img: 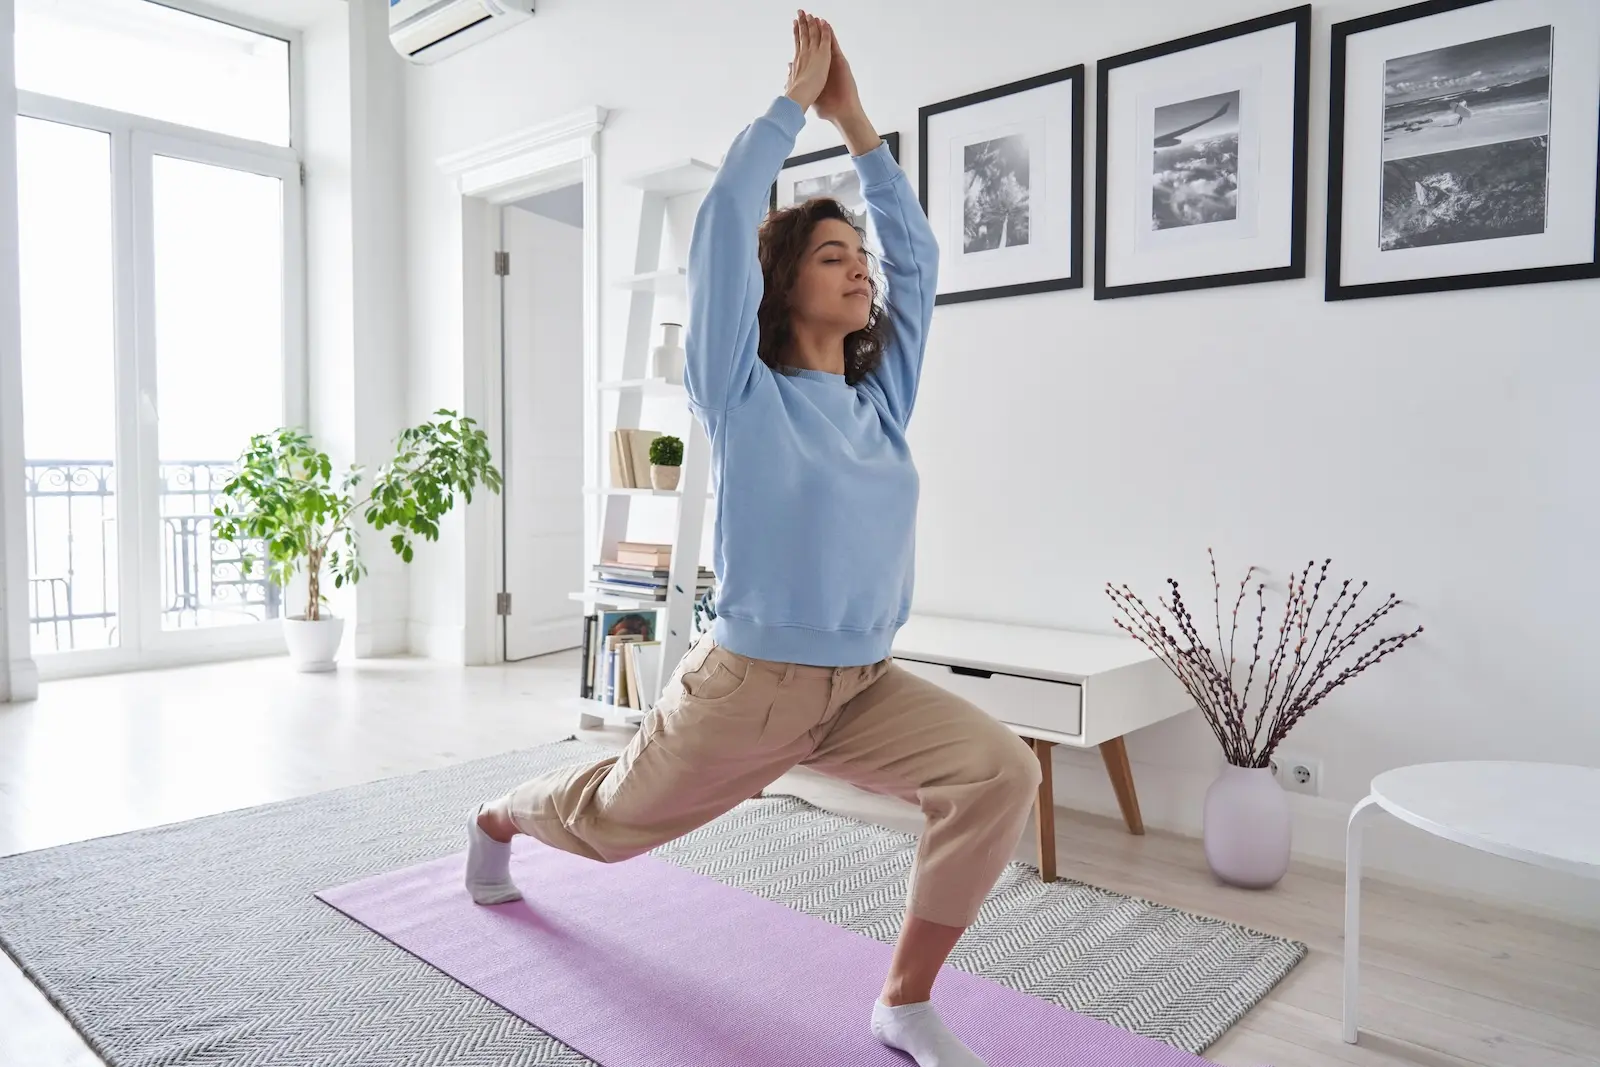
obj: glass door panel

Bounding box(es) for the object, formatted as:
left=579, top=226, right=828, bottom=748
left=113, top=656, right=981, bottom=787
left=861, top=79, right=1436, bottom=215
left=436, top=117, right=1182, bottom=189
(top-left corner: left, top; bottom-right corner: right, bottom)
left=16, top=117, right=120, bottom=654
left=148, top=153, right=286, bottom=631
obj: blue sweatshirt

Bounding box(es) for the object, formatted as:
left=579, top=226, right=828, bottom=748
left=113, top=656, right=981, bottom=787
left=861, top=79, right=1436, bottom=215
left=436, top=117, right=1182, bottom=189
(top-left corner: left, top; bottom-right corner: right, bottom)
left=684, top=95, right=939, bottom=667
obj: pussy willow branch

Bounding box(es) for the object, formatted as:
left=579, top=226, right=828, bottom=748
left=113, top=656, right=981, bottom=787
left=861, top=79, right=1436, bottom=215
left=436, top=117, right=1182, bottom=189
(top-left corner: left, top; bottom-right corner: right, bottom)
left=1227, top=562, right=1258, bottom=724
left=1261, top=628, right=1416, bottom=755
left=1271, top=561, right=1340, bottom=735
left=1112, top=620, right=1237, bottom=763
left=1110, top=586, right=1242, bottom=763
left=1108, top=551, right=1423, bottom=767
left=1163, top=582, right=1248, bottom=761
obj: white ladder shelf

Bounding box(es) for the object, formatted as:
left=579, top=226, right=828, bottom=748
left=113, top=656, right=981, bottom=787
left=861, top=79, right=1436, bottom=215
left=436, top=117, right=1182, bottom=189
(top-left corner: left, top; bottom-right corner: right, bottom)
left=572, top=157, right=717, bottom=729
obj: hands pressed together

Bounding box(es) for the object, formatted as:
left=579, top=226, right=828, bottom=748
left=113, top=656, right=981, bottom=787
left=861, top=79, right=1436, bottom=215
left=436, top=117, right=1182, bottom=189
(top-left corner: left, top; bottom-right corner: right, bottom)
left=785, top=9, right=879, bottom=156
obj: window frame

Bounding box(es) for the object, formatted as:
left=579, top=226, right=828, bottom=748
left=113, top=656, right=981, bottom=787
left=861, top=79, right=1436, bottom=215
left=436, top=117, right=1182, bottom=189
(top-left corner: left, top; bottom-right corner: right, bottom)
left=15, top=2, right=308, bottom=679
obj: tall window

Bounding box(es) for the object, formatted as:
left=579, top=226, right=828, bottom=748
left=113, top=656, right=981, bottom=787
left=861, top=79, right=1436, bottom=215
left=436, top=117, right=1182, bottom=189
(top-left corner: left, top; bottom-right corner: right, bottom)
left=15, top=0, right=304, bottom=670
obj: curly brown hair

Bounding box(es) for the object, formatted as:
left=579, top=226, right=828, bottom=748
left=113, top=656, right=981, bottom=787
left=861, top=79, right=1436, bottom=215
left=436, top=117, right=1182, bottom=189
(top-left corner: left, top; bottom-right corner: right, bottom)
left=756, top=197, right=891, bottom=386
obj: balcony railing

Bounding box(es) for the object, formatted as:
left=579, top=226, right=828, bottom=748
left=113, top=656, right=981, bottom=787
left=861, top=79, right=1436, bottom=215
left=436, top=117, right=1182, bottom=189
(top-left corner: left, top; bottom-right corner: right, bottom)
left=25, top=459, right=280, bottom=654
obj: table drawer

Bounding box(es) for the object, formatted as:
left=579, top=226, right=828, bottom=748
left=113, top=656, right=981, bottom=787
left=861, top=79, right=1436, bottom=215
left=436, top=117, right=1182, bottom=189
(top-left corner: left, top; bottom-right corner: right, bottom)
left=893, top=657, right=1083, bottom=737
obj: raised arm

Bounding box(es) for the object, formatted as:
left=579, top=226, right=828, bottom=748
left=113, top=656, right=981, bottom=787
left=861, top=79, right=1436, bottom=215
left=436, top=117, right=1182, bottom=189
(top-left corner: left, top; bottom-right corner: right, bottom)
left=815, top=30, right=939, bottom=427
left=684, top=15, right=830, bottom=416
left=854, top=144, right=938, bottom=427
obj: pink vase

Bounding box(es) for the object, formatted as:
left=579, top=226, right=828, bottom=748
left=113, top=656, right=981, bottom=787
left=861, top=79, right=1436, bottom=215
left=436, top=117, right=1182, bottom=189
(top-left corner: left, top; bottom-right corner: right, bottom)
left=1203, top=764, right=1291, bottom=889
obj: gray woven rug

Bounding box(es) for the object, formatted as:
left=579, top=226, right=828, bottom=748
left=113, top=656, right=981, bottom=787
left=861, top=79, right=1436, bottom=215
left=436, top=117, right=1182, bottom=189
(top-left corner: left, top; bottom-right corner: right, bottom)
left=0, top=737, right=1305, bottom=1066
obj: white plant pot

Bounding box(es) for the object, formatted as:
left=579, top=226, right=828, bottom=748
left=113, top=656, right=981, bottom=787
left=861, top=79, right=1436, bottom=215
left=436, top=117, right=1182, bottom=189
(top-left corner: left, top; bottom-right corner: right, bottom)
left=283, top=614, right=344, bottom=673
left=650, top=464, right=681, bottom=491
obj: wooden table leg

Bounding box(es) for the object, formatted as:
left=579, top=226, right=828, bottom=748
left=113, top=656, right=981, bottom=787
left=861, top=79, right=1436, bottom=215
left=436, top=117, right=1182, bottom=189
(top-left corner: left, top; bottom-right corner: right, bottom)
left=1099, top=735, right=1145, bottom=835
left=1031, top=738, right=1057, bottom=882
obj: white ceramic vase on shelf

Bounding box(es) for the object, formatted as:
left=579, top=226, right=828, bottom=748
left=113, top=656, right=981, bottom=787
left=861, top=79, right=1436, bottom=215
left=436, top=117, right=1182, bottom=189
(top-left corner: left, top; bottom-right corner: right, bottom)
left=1202, top=764, right=1291, bottom=889
left=652, top=323, right=685, bottom=384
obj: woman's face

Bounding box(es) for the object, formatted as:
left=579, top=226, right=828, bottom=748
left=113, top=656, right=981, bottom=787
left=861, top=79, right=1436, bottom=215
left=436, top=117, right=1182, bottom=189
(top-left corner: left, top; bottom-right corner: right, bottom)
left=787, top=217, right=873, bottom=335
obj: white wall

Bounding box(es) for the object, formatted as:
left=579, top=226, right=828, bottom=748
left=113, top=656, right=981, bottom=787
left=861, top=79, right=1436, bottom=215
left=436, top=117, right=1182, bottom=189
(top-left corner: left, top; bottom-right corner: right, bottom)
left=302, top=0, right=410, bottom=654
left=0, top=0, right=37, bottom=704
left=347, top=0, right=411, bottom=656
left=403, top=65, right=470, bottom=661
left=403, top=0, right=1600, bottom=923
left=302, top=4, right=356, bottom=631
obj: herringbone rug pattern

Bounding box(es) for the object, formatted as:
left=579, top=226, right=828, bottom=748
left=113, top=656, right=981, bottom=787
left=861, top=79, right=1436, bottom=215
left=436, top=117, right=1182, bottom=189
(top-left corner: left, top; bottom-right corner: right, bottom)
left=0, top=738, right=1304, bottom=1065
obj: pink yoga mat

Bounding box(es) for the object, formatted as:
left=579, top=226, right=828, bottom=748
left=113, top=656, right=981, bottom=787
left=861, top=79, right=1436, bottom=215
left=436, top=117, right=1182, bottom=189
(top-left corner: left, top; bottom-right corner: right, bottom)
left=317, top=840, right=1222, bottom=1066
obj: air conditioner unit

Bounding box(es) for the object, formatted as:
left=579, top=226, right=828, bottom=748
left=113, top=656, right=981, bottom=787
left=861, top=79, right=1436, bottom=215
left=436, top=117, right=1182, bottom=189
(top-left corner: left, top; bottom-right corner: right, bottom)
left=389, top=0, right=534, bottom=64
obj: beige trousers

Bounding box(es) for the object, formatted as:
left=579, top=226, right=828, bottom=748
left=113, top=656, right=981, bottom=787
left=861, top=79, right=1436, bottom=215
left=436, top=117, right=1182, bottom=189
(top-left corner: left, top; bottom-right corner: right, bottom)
left=503, top=632, right=1042, bottom=928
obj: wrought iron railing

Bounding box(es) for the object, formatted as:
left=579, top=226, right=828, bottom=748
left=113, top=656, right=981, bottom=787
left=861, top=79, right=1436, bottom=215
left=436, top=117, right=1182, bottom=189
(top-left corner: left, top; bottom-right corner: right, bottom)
left=24, top=459, right=281, bottom=653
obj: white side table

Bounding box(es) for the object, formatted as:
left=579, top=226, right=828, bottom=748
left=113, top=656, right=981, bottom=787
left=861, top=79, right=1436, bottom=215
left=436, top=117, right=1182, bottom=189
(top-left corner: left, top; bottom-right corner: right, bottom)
left=1343, top=761, right=1600, bottom=1043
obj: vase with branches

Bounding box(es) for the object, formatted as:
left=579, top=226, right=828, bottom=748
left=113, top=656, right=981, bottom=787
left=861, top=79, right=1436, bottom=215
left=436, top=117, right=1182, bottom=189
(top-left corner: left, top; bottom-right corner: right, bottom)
left=213, top=410, right=501, bottom=670
left=1106, top=549, right=1422, bottom=887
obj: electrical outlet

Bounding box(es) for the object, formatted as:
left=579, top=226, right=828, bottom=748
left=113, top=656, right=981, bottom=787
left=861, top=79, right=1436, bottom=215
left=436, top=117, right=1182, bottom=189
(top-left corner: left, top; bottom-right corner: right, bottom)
left=1269, top=753, right=1321, bottom=796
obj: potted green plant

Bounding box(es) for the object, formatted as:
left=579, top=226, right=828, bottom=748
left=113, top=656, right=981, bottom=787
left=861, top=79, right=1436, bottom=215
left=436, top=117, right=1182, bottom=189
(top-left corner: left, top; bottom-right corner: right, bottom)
left=648, top=434, right=683, bottom=491
left=213, top=410, right=502, bottom=672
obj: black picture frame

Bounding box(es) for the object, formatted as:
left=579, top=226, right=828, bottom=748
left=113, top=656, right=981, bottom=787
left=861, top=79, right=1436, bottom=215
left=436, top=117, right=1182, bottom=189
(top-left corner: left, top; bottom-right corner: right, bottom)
left=769, top=132, right=901, bottom=212
left=1326, top=0, right=1600, bottom=300
left=1094, top=4, right=1312, bottom=300
left=918, top=65, right=1086, bottom=305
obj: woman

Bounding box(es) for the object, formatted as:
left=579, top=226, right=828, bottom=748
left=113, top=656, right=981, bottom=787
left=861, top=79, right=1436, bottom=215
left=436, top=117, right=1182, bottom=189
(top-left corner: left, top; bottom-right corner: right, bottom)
left=466, top=13, right=1040, bottom=1066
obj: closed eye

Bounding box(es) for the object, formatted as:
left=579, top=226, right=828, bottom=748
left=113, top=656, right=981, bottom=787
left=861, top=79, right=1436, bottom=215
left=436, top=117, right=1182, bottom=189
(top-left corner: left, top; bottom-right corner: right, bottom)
left=815, top=239, right=865, bottom=264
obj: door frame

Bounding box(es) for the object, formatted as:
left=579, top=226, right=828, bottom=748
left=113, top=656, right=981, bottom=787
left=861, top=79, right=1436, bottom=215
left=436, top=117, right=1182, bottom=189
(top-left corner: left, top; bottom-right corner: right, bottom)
left=436, top=106, right=607, bottom=666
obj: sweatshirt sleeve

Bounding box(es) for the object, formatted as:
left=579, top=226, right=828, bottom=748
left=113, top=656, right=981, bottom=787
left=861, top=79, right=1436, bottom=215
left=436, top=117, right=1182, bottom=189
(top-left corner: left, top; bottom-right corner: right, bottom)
left=684, top=95, right=806, bottom=415
left=853, top=141, right=939, bottom=427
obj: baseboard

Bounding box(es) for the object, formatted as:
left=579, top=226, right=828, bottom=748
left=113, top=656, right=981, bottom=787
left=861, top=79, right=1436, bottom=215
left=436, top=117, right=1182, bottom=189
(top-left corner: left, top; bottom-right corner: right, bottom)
left=408, top=622, right=465, bottom=664
left=3, top=653, right=37, bottom=703
left=355, top=619, right=410, bottom=658
left=34, top=642, right=285, bottom=683
left=1047, top=747, right=1600, bottom=929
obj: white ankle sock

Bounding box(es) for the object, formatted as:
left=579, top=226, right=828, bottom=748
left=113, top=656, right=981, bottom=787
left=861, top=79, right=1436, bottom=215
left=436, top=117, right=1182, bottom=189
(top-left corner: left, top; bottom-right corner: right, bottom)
left=871, top=1000, right=986, bottom=1067
left=464, top=805, right=523, bottom=905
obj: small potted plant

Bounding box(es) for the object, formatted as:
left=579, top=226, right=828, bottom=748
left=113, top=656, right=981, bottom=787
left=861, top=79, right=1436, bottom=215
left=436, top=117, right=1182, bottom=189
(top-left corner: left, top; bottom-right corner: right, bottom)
left=649, top=434, right=683, bottom=491
left=213, top=410, right=501, bottom=672
left=1107, top=551, right=1422, bottom=889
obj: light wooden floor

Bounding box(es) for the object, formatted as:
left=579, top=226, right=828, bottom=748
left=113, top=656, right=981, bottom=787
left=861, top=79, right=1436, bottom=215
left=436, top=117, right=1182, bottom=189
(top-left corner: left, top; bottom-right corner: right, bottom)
left=2, top=653, right=1595, bottom=1067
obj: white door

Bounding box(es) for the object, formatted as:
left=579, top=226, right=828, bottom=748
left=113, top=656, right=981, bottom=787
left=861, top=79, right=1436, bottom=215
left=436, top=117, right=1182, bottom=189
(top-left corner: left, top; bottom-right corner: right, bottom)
left=501, top=196, right=585, bottom=661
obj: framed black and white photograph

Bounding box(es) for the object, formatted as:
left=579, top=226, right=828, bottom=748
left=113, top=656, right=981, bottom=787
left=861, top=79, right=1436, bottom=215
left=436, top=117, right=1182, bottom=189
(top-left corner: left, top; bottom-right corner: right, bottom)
left=771, top=132, right=901, bottom=235
left=919, top=66, right=1084, bottom=304
left=1327, top=0, right=1600, bottom=300
left=1095, top=5, right=1311, bottom=299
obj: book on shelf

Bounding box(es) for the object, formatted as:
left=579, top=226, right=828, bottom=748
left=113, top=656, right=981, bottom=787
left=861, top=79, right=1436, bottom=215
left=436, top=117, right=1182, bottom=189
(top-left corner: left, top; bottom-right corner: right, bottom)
left=616, top=551, right=669, bottom=567
left=579, top=614, right=595, bottom=698
left=609, top=430, right=663, bottom=489
left=578, top=612, right=666, bottom=710
left=625, top=641, right=664, bottom=711
left=603, top=633, right=643, bottom=705
left=588, top=556, right=714, bottom=603
left=617, top=541, right=671, bottom=553
left=612, top=540, right=672, bottom=567
left=592, top=583, right=667, bottom=602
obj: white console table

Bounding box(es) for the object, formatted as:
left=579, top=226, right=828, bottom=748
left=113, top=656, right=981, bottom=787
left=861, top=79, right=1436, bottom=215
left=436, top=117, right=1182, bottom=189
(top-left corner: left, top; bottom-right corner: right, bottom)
left=890, top=613, right=1193, bottom=881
